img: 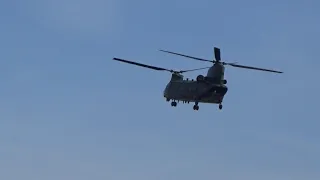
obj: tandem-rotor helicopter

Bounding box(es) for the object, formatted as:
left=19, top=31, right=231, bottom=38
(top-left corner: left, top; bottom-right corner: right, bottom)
left=112, top=47, right=283, bottom=111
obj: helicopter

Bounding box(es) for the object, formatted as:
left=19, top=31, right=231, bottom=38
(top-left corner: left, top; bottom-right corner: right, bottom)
left=112, top=47, right=283, bottom=111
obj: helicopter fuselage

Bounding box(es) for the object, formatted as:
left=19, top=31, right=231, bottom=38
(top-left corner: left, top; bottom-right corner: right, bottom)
left=163, top=71, right=228, bottom=105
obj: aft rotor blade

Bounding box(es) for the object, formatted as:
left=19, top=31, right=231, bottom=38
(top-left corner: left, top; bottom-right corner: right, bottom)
left=227, top=63, right=283, bottom=73
left=179, top=66, right=211, bottom=73
left=159, top=50, right=214, bottom=63
left=113, top=58, right=170, bottom=72
left=214, top=47, right=221, bottom=61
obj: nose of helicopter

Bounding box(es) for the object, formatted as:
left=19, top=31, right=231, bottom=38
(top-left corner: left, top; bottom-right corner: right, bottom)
left=163, top=83, right=169, bottom=98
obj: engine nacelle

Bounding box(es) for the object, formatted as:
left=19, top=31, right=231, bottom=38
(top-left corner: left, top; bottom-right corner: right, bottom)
left=196, top=75, right=205, bottom=82
left=221, top=79, right=227, bottom=84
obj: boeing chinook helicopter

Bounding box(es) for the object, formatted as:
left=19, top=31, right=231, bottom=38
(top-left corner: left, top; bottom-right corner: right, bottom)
left=112, top=47, right=283, bottom=110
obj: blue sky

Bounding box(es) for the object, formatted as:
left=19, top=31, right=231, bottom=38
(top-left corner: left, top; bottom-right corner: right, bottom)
left=0, top=0, right=319, bottom=179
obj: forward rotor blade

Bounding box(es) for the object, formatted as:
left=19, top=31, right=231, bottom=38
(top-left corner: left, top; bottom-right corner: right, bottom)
left=227, top=63, right=283, bottom=73
left=113, top=58, right=170, bottom=72
left=179, top=66, right=211, bottom=73
left=214, top=47, right=221, bottom=61
left=159, top=50, right=214, bottom=63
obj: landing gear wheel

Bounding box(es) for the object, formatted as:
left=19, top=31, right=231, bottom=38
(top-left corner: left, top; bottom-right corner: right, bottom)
left=171, top=101, right=177, bottom=107
left=193, top=105, right=199, bottom=111
left=219, top=104, right=223, bottom=110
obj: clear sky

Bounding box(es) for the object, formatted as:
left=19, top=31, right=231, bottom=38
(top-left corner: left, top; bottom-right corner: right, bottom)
left=0, top=0, right=319, bottom=179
